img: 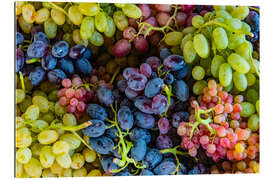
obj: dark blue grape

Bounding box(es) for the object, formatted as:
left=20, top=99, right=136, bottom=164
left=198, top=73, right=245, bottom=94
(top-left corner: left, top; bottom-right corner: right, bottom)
left=89, top=136, right=114, bottom=155
left=41, top=53, right=57, bottom=71
left=69, top=44, right=86, bottom=59
left=101, top=156, right=119, bottom=174
left=164, top=73, right=174, bottom=84
left=160, top=48, right=172, bottom=61
left=52, top=41, right=69, bottom=58
left=125, top=87, right=140, bottom=100
left=153, top=160, right=176, bottom=175
left=16, top=48, right=24, bottom=73
left=156, top=135, right=173, bottom=150
left=81, top=48, right=92, bottom=59
left=144, top=78, right=164, bottom=98
left=173, top=80, right=189, bottom=102
left=112, top=89, right=122, bottom=102
left=34, top=32, right=50, bottom=45
left=16, top=32, right=24, bottom=46
left=27, top=41, right=47, bottom=58
left=143, top=148, right=163, bottom=170
left=151, top=94, right=167, bottom=115
left=174, top=64, right=190, bottom=80
left=245, top=11, right=260, bottom=33
left=131, top=138, right=147, bottom=161
left=117, top=171, right=131, bottom=176
left=140, top=169, right=154, bottom=176
left=127, top=73, right=147, bottom=91
left=163, top=55, right=185, bottom=71
left=117, top=106, right=134, bottom=130
left=117, top=79, right=128, bottom=92
left=82, top=120, right=105, bottom=137
left=172, top=111, right=189, bottom=128
left=134, top=96, right=153, bottom=114
left=120, top=98, right=133, bottom=109
left=158, top=117, right=170, bottom=134
left=105, top=127, right=118, bottom=139
left=86, top=104, right=107, bottom=121
left=110, top=147, right=121, bottom=159
left=97, top=86, right=114, bottom=106
left=135, top=111, right=155, bottom=129
left=29, top=66, right=46, bottom=86
left=75, top=58, right=93, bottom=76
left=47, top=69, right=66, bottom=84
left=57, top=58, right=75, bottom=76
left=129, top=127, right=151, bottom=143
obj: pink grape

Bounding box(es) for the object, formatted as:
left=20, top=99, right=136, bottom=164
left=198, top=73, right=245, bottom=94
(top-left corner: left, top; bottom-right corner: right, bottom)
left=138, top=4, right=151, bottom=20
left=189, top=147, right=197, bottom=157
left=140, top=63, right=152, bottom=78
left=59, top=96, right=69, bottom=106
left=128, top=18, right=139, bottom=29
left=67, top=105, right=76, bottom=113
left=133, top=35, right=149, bottom=53
left=65, top=88, right=75, bottom=98
left=177, top=125, right=186, bottom=136
left=207, top=144, right=216, bottom=154
left=156, top=12, right=173, bottom=26
left=123, top=27, right=137, bottom=41
left=62, top=78, right=72, bottom=88
left=70, top=98, right=78, bottom=106
left=145, top=56, right=161, bottom=71
left=148, top=32, right=161, bottom=46
left=181, top=5, right=195, bottom=13
left=58, top=88, right=67, bottom=97
left=152, top=4, right=172, bottom=12
left=220, top=137, right=230, bottom=148
left=113, top=39, right=132, bottom=58
left=72, top=75, right=83, bottom=86
left=216, top=126, right=226, bottom=137
left=199, top=135, right=209, bottom=145
left=77, top=101, right=86, bottom=112
left=141, top=16, right=158, bottom=36
left=74, top=89, right=83, bottom=99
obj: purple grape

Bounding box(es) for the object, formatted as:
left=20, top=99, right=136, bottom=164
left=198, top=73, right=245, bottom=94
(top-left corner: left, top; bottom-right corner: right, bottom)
left=164, top=55, right=185, bottom=71
left=153, top=160, right=176, bottom=175
left=41, top=53, right=57, bottom=71
left=69, top=44, right=86, bottom=59
left=34, top=32, right=50, bottom=45
left=101, top=156, right=119, bottom=174
left=143, top=148, right=162, bottom=170
left=120, top=98, right=133, bottom=109
left=131, top=139, right=147, bottom=161
left=125, top=87, right=140, bottom=100
left=129, top=127, right=151, bottom=143
left=86, top=104, right=107, bottom=121
left=89, top=136, right=114, bottom=155
left=47, top=69, right=66, bottom=84
left=117, top=106, right=134, bottom=130
left=144, top=78, right=164, bottom=98
left=29, top=66, right=46, bottom=86
left=160, top=48, right=171, bottom=60
left=16, top=48, right=24, bottom=73
left=127, top=73, right=147, bottom=91
left=75, top=58, right=93, bottom=76
left=245, top=11, right=260, bottom=33
left=158, top=117, right=170, bottom=134
left=135, top=111, right=155, bottom=129
left=112, top=89, right=122, bottom=102
left=82, top=120, right=105, bottom=137
left=171, top=111, right=189, bottom=128
left=16, top=32, right=24, bottom=46
left=140, top=169, right=154, bottom=176
left=57, top=58, right=75, bottom=76
left=140, top=63, right=152, bottom=78
left=146, top=56, right=161, bottom=71
left=52, top=41, right=69, bottom=58
left=117, top=79, right=128, bottom=92
left=164, top=73, right=174, bottom=84
left=152, top=94, right=167, bottom=115
left=133, top=35, right=149, bottom=53
left=134, top=96, right=153, bottom=114
left=27, top=41, right=47, bottom=58
left=112, top=39, right=131, bottom=58
left=156, top=135, right=173, bottom=150
left=123, top=67, right=139, bottom=80
left=97, top=86, right=114, bottom=106
left=173, top=80, right=189, bottom=102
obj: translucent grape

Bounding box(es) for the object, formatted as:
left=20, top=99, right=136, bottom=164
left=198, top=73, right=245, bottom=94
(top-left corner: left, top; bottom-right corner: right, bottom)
left=164, top=32, right=183, bottom=46
left=122, top=4, right=142, bottom=19
left=228, top=33, right=245, bottom=50
left=68, top=5, right=83, bottom=25
left=35, top=8, right=50, bottom=24
left=83, top=148, right=96, bottom=163
left=24, top=158, right=42, bottom=177
left=219, top=63, right=232, bottom=87
left=38, top=130, right=59, bottom=144
left=226, top=18, right=243, bottom=31
left=248, top=114, right=259, bottom=131
left=211, top=55, right=225, bottom=78
left=40, top=146, right=55, bottom=168
left=104, top=16, right=116, bottom=38
left=51, top=8, right=65, bottom=25
left=89, top=30, right=104, bottom=46
left=216, top=10, right=232, bottom=20
left=16, top=147, right=32, bottom=164
left=113, top=10, right=128, bottom=31
left=231, top=6, right=249, bottom=20
left=52, top=140, right=70, bottom=155
left=193, top=80, right=207, bottom=95
left=95, top=11, right=108, bottom=32
left=213, top=27, right=228, bottom=50
left=22, top=4, right=36, bottom=23
left=240, top=102, right=255, bottom=117
left=73, top=29, right=88, bottom=46
left=56, top=153, right=72, bottom=168
left=80, top=16, right=95, bottom=39
left=192, top=15, right=205, bottom=28
left=183, top=40, right=197, bottom=63
left=193, top=34, right=209, bottom=58
left=228, top=53, right=250, bottom=74
left=192, top=66, right=205, bottom=80
left=71, top=153, right=85, bottom=169
left=78, top=3, right=99, bottom=16
left=19, top=16, right=33, bottom=34
left=60, top=134, right=81, bottom=150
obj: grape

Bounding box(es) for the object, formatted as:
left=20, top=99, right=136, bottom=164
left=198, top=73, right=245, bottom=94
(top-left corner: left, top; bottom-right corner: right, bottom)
left=144, top=78, right=164, bottom=98
left=248, top=114, right=259, bottom=132
left=176, top=12, right=188, bottom=26
left=146, top=56, right=161, bottom=71
left=57, top=58, right=75, bottom=76
left=78, top=3, right=99, bottom=16
left=70, top=153, right=85, bottom=169
left=156, top=135, right=173, bottom=150
left=143, top=148, right=162, bottom=170
left=163, top=55, right=185, bottom=71
left=16, top=48, right=24, bottom=73
left=233, top=72, right=248, bottom=91
left=213, top=27, right=228, bottom=50
left=105, top=127, right=118, bottom=139
left=16, top=147, right=32, bottom=164
left=173, top=80, right=189, bottom=102
left=117, top=171, right=131, bottom=176
left=131, top=139, right=147, bottom=161
left=68, top=5, right=83, bottom=25
left=117, top=106, right=134, bottom=130
left=35, top=8, right=50, bottom=24
left=83, top=148, right=96, bottom=163
left=158, top=117, right=170, bottom=134
left=134, top=96, right=153, bottom=114
left=97, top=86, right=114, bottom=106
left=211, top=55, right=225, bottom=78
left=75, top=58, right=93, bottom=76
left=192, top=15, right=205, bottom=28
left=140, top=63, right=152, bottom=78
left=44, top=18, right=57, bottom=39
left=152, top=4, right=171, bottom=12
left=113, top=11, right=128, bottom=31
left=52, top=140, right=70, bottom=156
left=153, top=160, right=176, bottom=175
left=27, top=41, right=47, bottom=58
left=151, top=94, right=167, bottom=115
left=124, top=87, right=138, bottom=100
left=192, top=66, right=205, bottom=80
left=133, top=35, right=149, bottom=53
left=183, top=40, right=197, bottom=63
left=240, top=102, right=255, bottom=117
left=245, top=11, right=259, bottom=32
left=159, top=48, right=171, bottom=60
left=82, top=120, right=105, bottom=137
left=174, top=65, right=190, bottom=80
left=38, top=130, right=59, bottom=145
left=41, top=53, right=57, bottom=71
left=164, top=32, right=183, bottom=46
left=86, top=104, right=107, bottom=121
left=16, top=32, right=24, bottom=46
left=24, top=158, right=42, bottom=177
left=89, top=136, right=114, bottom=155
left=141, top=17, right=158, bottom=36
left=51, top=8, right=65, bottom=25
left=104, top=16, right=116, bottom=38
left=231, top=6, right=249, bottom=20
left=130, top=127, right=151, bottom=143
left=219, top=63, right=233, bottom=87
left=101, top=156, right=119, bottom=174
left=140, top=169, right=154, bottom=176
left=256, top=100, right=260, bottom=114
left=52, top=41, right=69, bottom=58
left=55, top=153, right=72, bottom=168
left=95, top=11, right=108, bottom=32
left=112, top=39, right=131, bottom=57
left=172, top=111, right=189, bottom=128
left=193, top=34, right=209, bottom=58
left=22, top=4, right=35, bottom=23
left=228, top=53, right=250, bottom=74
left=193, top=80, right=207, bottom=95
left=60, top=134, right=81, bottom=150
left=123, top=27, right=137, bottom=41
left=138, top=4, right=151, bottom=20
left=127, top=73, right=147, bottom=91
left=216, top=10, right=232, bottom=20
left=135, top=111, right=155, bottom=129
left=156, top=12, right=171, bottom=26
left=69, top=44, right=86, bottom=59
left=32, top=96, right=49, bottom=113
left=29, top=66, right=46, bottom=86
left=47, top=69, right=67, bottom=84
left=18, top=16, right=33, bottom=34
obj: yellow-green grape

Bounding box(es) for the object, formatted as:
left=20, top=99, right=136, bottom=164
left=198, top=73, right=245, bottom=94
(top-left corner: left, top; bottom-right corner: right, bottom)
left=60, top=134, right=81, bottom=150
left=164, top=32, right=183, bottom=46
left=182, top=26, right=196, bottom=35
left=32, top=96, right=49, bottom=113
left=50, top=161, right=63, bottom=174
left=31, top=143, right=44, bottom=156
left=248, top=114, right=259, bottom=131
left=246, top=73, right=256, bottom=86
left=89, top=30, right=104, bottom=46
left=16, top=127, right=32, bottom=148
left=249, top=59, right=260, bottom=74
left=38, top=130, right=59, bottom=145
left=95, top=11, right=108, bottom=32
left=73, top=167, right=87, bottom=177
left=16, top=105, right=21, bottom=116
left=35, top=8, right=50, bottom=24
left=22, top=4, right=36, bottom=23
left=113, top=10, right=128, bottom=31
left=82, top=148, right=96, bottom=163
left=181, top=33, right=193, bottom=50
left=40, top=146, right=55, bottom=168
left=246, top=89, right=259, bottom=105
left=226, top=5, right=236, bottom=13
left=48, top=90, right=59, bottom=102
left=214, top=5, right=226, bottom=11
left=216, top=10, right=232, bottom=20
left=68, top=5, right=83, bottom=25
left=192, top=66, right=205, bottom=80
left=104, top=16, right=116, bottom=38
left=192, top=15, right=204, bottom=28
left=23, top=158, right=42, bottom=178
left=228, top=53, right=250, bottom=74
left=235, top=41, right=253, bottom=60
left=16, top=147, right=32, bottom=164
left=183, top=40, right=197, bottom=63
left=55, top=122, right=65, bottom=136
left=16, top=89, right=25, bottom=104
left=56, top=153, right=72, bottom=169
left=233, top=72, right=248, bottom=92
left=122, top=4, right=142, bottom=19
left=40, top=112, right=55, bottom=123
left=48, top=101, right=55, bottom=112
left=219, top=63, right=233, bottom=87
left=63, top=113, right=77, bottom=126
left=226, top=18, right=243, bottom=31
left=42, top=168, right=57, bottom=177
left=44, top=18, right=57, bottom=39
left=213, top=27, right=228, bottom=50
left=73, top=29, right=89, bottom=46
left=42, top=2, right=52, bottom=9
left=16, top=1, right=25, bottom=15
left=22, top=104, right=39, bottom=120
left=52, top=140, right=70, bottom=155
left=80, top=16, right=95, bottom=39
left=211, top=55, right=225, bottom=78
left=19, top=95, right=32, bottom=113
left=231, top=6, right=249, bottom=20
left=18, top=15, right=33, bottom=34
left=203, top=12, right=214, bottom=21
left=51, top=8, right=65, bottom=25
left=55, top=101, right=66, bottom=116
left=114, top=3, right=126, bottom=8
left=193, top=34, right=209, bottom=58
left=32, top=120, right=49, bottom=133
left=70, top=153, right=85, bottom=169
left=241, top=22, right=251, bottom=35
left=88, top=169, right=102, bottom=176
left=16, top=161, right=24, bottom=177
left=256, top=100, right=259, bottom=115
left=170, top=45, right=181, bottom=55
left=33, top=90, right=47, bottom=98
left=193, top=80, right=207, bottom=95
left=16, top=116, right=24, bottom=129
left=78, top=3, right=99, bottom=16
left=228, top=33, right=245, bottom=50
left=240, top=102, right=255, bottom=117
left=59, top=168, right=73, bottom=177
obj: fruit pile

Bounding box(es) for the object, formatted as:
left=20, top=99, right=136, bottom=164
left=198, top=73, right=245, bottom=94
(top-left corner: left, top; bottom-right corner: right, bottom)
left=15, top=2, right=260, bottom=177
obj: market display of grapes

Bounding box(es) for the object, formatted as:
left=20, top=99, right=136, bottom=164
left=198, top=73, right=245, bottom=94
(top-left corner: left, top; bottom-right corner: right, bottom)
left=15, top=1, right=260, bottom=177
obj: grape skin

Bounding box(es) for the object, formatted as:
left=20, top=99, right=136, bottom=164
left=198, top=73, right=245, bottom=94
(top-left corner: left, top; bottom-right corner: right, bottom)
left=82, top=120, right=105, bottom=137
left=89, top=136, right=114, bottom=155
left=131, top=139, right=147, bottom=161
left=135, top=111, right=155, bottom=129
left=117, top=106, right=134, bottom=130
left=86, top=104, right=107, bottom=121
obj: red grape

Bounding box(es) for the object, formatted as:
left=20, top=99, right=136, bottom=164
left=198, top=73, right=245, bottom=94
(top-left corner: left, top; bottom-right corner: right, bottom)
left=112, top=39, right=132, bottom=58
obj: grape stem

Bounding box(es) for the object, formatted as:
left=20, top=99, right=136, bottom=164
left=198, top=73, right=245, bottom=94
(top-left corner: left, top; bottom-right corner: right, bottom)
left=110, top=67, right=121, bottom=85
left=19, top=72, right=25, bottom=92
left=26, top=58, right=41, bottom=64
left=162, top=84, right=172, bottom=117
left=48, top=2, right=69, bottom=16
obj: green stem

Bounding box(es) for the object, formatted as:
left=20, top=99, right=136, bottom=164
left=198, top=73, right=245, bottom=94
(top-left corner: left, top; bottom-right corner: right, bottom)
left=163, top=85, right=172, bottom=116
left=26, top=58, right=41, bottom=64
left=19, top=72, right=25, bottom=91
left=110, top=67, right=121, bottom=85
left=48, top=2, right=69, bottom=16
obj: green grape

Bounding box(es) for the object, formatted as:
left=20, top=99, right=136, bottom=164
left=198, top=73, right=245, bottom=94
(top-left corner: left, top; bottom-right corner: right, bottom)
left=201, top=25, right=213, bottom=40
left=193, top=80, right=207, bottom=95
left=78, top=3, right=99, bottom=16
left=104, top=16, right=116, bottom=38
left=231, top=6, right=249, bottom=20
left=50, top=161, right=63, bottom=174
left=214, top=5, right=226, bottom=11
left=88, top=169, right=102, bottom=176
left=246, top=73, right=256, bottom=86
left=73, top=167, right=87, bottom=177
left=59, top=168, right=72, bottom=177
left=164, top=32, right=183, bottom=46
left=114, top=3, right=126, bottom=8
left=95, top=11, right=108, bottom=32
left=248, top=114, right=259, bottom=131
left=60, top=134, right=81, bottom=150
left=70, top=153, right=85, bottom=169
left=200, top=58, right=211, bottom=76
left=16, top=89, right=25, bottom=104
left=55, top=101, right=66, bottom=116
left=228, top=33, right=245, bottom=50
left=51, top=8, right=65, bottom=26
left=193, top=34, right=209, bottom=58
left=249, top=59, right=260, bottom=74
left=183, top=40, right=197, bottom=63
left=225, top=18, right=242, bottom=31
left=228, top=53, right=250, bottom=74
left=35, top=8, right=50, bottom=24
left=56, top=153, right=72, bottom=169
left=42, top=2, right=52, bottom=9
left=40, top=146, right=55, bottom=168
left=16, top=147, right=32, bottom=164
left=256, top=100, right=259, bottom=115
left=23, top=105, right=39, bottom=121
left=223, top=80, right=233, bottom=92
left=19, top=95, right=32, bottom=113
left=42, top=168, right=57, bottom=177
left=89, top=30, right=104, bottom=46
left=19, top=15, right=33, bottom=34
left=182, top=27, right=196, bottom=34
left=73, top=29, right=88, bottom=46
left=48, top=90, right=59, bottom=102
left=40, top=112, right=55, bottom=123
left=235, top=41, right=253, bottom=60
left=31, top=143, right=44, bottom=157
left=33, top=90, right=47, bottom=98
left=203, top=12, right=214, bottom=21
left=48, top=101, right=55, bottom=112
left=31, top=120, right=49, bottom=133
left=80, top=16, right=95, bottom=40
left=219, top=63, right=232, bottom=87
left=52, top=140, right=70, bottom=155
left=24, top=158, right=42, bottom=178
left=16, top=116, right=24, bottom=129
left=232, top=72, right=248, bottom=91
left=192, top=15, right=205, bottom=28
left=170, top=45, right=181, bottom=55
left=226, top=5, right=236, bottom=13
left=246, top=89, right=259, bottom=105
left=241, top=22, right=251, bottom=34
left=68, top=5, right=83, bottom=25
left=211, top=55, right=225, bottom=78
left=113, top=10, right=128, bottom=31
left=83, top=148, right=96, bottom=163
left=38, top=130, right=59, bottom=145
left=240, top=102, right=255, bottom=117
left=213, top=27, right=228, bottom=50
left=44, top=18, right=57, bottom=39
left=216, top=10, right=232, bottom=20
left=55, top=122, right=65, bottom=136
left=63, top=113, right=77, bottom=126
left=16, top=161, right=24, bottom=177
left=32, top=96, right=49, bottom=113
left=192, top=66, right=205, bottom=80
left=181, top=33, right=193, bottom=50
left=214, top=17, right=225, bottom=23
left=122, top=4, right=142, bottom=19
left=22, top=4, right=36, bottom=23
